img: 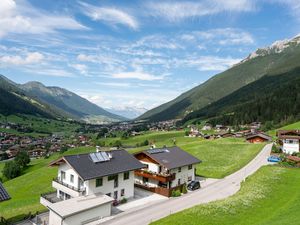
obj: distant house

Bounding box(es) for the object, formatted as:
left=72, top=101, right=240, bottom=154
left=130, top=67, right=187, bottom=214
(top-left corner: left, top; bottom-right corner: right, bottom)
left=216, top=131, right=234, bottom=138
left=0, top=182, right=10, bottom=202
left=28, top=148, right=45, bottom=158
left=246, top=133, right=272, bottom=143
left=277, top=130, right=300, bottom=154
left=134, top=147, right=201, bottom=197
left=41, top=149, right=145, bottom=225
left=202, top=124, right=212, bottom=131
left=189, top=126, right=200, bottom=137
left=215, top=125, right=229, bottom=132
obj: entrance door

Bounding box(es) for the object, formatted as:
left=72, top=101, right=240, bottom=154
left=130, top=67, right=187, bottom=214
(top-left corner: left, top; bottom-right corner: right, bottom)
left=114, top=191, right=118, bottom=200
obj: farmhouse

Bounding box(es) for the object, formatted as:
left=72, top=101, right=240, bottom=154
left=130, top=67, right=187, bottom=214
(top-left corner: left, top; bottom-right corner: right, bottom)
left=277, top=130, right=300, bottom=154
left=41, top=149, right=145, bottom=225
left=134, top=146, right=201, bottom=197
left=246, top=133, right=272, bottom=143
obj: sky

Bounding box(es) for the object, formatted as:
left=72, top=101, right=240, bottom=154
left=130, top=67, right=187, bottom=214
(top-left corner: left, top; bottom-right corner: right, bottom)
left=0, top=0, right=300, bottom=111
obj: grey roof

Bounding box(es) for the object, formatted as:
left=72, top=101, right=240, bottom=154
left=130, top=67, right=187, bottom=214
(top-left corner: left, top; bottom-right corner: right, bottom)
left=63, top=150, right=146, bottom=181
left=0, top=182, right=10, bottom=202
left=246, top=133, right=272, bottom=141
left=136, top=146, right=201, bottom=170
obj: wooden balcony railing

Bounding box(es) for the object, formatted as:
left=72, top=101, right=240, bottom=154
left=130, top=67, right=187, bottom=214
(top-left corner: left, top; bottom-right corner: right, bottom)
left=134, top=169, right=175, bottom=182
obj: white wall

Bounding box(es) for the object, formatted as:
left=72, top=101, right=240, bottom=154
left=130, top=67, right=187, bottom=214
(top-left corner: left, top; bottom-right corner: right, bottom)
left=48, top=203, right=111, bottom=225
left=56, top=163, right=85, bottom=198
left=140, top=160, right=160, bottom=173
left=49, top=211, right=62, bottom=225
left=283, top=141, right=299, bottom=154
left=64, top=203, right=111, bottom=225
left=86, top=171, right=135, bottom=201
left=170, top=164, right=195, bottom=188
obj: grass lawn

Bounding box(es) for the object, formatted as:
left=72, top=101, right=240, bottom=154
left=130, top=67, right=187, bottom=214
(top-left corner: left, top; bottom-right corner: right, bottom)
left=0, top=132, right=264, bottom=222
left=179, top=138, right=264, bottom=178
left=152, top=166, right=300, bottom=225
left=268, top=120, right=300, bottom=137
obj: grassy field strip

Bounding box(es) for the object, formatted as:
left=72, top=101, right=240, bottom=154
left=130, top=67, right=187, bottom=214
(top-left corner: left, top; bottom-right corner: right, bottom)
left=152, top=166, right=300, bottom=225
left=0, top=133, right=264, bottom=221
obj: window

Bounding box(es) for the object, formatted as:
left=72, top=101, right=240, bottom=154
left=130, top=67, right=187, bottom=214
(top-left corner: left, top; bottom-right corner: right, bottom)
left=70, top=174, right=74, bottom=183
left=106, top=193, right=111, bottom=197
left=60, top=171, right=66, bottom=180
left=178, top=167, right=181, bottom=172
left=178, top=179, right=181, bottom=185
left=188, top=164, right=193, bottom=170
left=123, top=171, right=130, bottom=180
left=108, top=174, right=118, bottom=181
left=121, top=189, right=125, bottom=197
left=96, top=178, right=103, bottom=187
left=188, top=176, right=192, bottom=181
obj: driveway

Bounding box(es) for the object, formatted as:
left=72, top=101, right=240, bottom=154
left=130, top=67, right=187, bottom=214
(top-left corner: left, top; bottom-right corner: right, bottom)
left=101, top=143, right=272, bottom=225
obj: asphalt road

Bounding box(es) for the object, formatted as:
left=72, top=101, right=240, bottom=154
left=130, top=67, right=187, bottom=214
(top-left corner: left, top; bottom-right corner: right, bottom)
left=102, top=143, right=272, bottom=225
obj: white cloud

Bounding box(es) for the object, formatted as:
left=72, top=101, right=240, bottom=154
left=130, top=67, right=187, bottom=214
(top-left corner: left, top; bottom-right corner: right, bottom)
left=144, top=0, right=255, bottom=22
left=0, top=52, right=44, bottom=65
left=94, top=82, right=131, bottom=87
left=28, top=68, right=75, bottom=77
left=79, top=1, right=139, bottom=30
left=111, top=71, right=164, bottom=81
left=69, top=63, right=88, bottom=75
left=185, top=56, right=241, bottom=71
left=0, top=0, right=86, bottom=38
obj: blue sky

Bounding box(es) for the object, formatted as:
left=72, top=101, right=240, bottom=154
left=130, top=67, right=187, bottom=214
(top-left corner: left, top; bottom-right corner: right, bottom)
left=0, top=0, right=300, bottom=110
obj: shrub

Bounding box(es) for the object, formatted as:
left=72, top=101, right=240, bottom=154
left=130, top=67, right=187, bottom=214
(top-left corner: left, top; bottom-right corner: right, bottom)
left=120, top=198, right=127, bottom=204
left=15, top=151, right=30, bottom=168
left=182, top=184, right=188, bottom=194
left=271, top=145, right=281, bottom=154
left=3, top=161, right=21, bottom=179
left=171, top=189, right=181, bottom=197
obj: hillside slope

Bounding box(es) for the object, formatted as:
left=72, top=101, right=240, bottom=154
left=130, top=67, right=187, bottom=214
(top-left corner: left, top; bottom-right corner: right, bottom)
left=0, top=75, right=61, bottom=118
left=20, top=82, right=126, bottom=123
left=183, top=67, right=300, bottom=125
left=139, top=35, right=300, bottom=122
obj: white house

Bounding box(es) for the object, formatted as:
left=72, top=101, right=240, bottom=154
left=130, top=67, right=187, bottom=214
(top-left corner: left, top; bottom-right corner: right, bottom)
left=134, top=147, right=201, bottom=197
left=40, top=149, right=145, bottom=225
left=277, top=130, right=300, bottom=154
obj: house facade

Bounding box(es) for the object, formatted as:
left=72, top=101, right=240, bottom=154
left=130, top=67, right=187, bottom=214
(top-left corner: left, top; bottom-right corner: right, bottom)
left=277, top=130, right=300, bottom=154
left=40, top=149, right=145, bottom=225
left=246, top=133, right=272, bottom=143
left=134, top=147, right=201, bottom=197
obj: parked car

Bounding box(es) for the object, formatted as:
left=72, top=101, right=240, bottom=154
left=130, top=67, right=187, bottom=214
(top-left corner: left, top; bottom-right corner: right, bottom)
left=267, top=155, right=281, bottom=162
left=187, top=180, right=201, bottom=191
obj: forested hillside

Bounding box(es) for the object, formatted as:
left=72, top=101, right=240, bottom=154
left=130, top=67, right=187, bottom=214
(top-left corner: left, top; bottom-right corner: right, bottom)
left=183, top=67, right=300, bottom=127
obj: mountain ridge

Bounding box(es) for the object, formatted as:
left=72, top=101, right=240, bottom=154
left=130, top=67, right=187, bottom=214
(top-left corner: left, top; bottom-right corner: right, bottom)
left=138, top=35, right=300, bottom=122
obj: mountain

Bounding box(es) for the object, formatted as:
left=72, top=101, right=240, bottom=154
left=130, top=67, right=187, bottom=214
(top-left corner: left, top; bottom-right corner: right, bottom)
left=105, top=106, right=148, bottom=120
left=0, top=75, right=61, bottom=118
left=183, top=67, right=300, bottom=126
left=19, top=81, right=126, bottom=124
left=139, top=35, right=300, bottom=122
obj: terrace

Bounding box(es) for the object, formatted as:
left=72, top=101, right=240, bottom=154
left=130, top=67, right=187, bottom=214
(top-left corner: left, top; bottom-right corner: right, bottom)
left=134, top=169, right=175, bottom=183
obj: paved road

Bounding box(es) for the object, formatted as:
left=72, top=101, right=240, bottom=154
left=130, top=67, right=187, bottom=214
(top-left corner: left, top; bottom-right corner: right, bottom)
left=102, top=143, right=272, bottom=225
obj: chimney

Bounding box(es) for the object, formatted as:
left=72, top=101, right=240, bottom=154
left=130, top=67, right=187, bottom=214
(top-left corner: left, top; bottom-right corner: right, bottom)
left=96, top=146, right=100, bottom=152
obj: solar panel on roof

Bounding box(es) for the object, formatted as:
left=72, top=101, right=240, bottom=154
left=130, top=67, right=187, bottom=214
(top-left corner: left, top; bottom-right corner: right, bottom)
left=147, top=149, right=166, bottom=154
left=0, top=182, right=10, bottom=202
left=89, top=152, right=111, bottom=163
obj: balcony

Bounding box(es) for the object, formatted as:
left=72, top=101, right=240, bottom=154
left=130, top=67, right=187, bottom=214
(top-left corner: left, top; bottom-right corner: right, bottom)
left=134, top=169, right=175, bottom=183
left=40, top=191, right=62, bottom=207
left=52, top=178, right=85, bottom=197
